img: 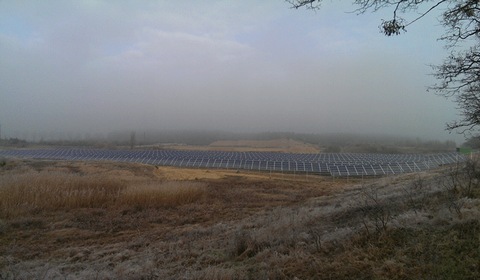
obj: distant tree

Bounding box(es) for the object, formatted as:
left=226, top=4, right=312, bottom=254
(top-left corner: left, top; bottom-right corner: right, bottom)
left=130, top=131, right=136, bottom=149
left=463, top=136, right=480, bottom=149
left=289, top=0, right=480, bottom=134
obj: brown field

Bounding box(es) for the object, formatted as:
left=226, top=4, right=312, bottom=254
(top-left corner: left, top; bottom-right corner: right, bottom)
left=161, top=138, right=321, bottom=153
left=0, top=159, right=479, bottom=279
left=209, top=139, right=320, bottom=153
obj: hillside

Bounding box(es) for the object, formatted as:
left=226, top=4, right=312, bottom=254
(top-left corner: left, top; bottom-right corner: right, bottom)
left=0, top=159, right=478, bottom=279
left=208, top=138, right=320, bottom=153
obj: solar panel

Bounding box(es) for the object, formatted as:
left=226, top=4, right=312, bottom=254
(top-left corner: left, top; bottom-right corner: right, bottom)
left=0, top=148, right=466, bottom=177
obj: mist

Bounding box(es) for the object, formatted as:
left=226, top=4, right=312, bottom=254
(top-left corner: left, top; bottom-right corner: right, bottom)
left=0, top=1, right=463, bottom=144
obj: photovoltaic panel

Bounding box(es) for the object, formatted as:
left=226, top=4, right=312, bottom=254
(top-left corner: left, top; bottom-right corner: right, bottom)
left=0, top=148, right=466, bottom=177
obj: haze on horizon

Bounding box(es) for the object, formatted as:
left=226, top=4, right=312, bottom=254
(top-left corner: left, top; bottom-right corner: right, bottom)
left=0, top=1, right=464, bottom=143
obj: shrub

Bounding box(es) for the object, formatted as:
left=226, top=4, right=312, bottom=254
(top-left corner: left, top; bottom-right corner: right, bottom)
left=359, top=187, right=393, bottom=236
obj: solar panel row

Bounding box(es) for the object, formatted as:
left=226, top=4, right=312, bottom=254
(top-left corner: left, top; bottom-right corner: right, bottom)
left=0, top=148, right=464, bottom=177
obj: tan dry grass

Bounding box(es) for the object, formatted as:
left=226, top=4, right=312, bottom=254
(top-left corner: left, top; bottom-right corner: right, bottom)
left=0, top=173, right=124, bottom=218
left=153, top=165, right=335, bottom=182
left=118, top=181, right=206, bottom=208
left=0, top=172, right=206, bottom=218
left=162, top=138, right=320, bottom=153
left=209, top=138, right=320, bottom=153
left=154, top=166, right=228, bottom=181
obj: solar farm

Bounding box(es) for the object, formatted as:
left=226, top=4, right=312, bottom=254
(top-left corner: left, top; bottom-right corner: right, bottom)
left=0, top=148, right=465, bottom=177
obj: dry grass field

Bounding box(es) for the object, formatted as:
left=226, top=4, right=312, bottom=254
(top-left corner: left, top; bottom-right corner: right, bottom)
left=208, top=139, right=320, bottom=153
left=162, top=138, right=321, bottom=153
left=0, top=158, right=479, bottom=279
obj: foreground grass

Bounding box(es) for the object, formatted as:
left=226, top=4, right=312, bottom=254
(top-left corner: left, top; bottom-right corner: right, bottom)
left=0, top=159, right=479, bottom=279
left=303, top=221, right=480, bottom=279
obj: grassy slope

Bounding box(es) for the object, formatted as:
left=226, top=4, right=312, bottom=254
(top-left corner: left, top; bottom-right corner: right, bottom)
left=0, top=159, right=479, bottom=279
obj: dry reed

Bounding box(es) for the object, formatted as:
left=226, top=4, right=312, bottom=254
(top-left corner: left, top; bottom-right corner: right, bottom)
left=0, top=172, right=206, bottom=218
left=118, top=181, right=206, bottom=208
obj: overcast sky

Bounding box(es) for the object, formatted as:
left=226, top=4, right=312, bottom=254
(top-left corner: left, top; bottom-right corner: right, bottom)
left=0, top=1, right=464, bottom=142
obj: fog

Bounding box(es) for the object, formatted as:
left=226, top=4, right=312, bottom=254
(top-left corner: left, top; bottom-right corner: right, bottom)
left=0, top=1, right=463, bottom=143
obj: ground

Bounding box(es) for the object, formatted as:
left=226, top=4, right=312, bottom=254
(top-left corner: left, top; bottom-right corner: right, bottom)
left=0, top=157, right=479, bottom=279
left=157, top=138, right=321, bottom=153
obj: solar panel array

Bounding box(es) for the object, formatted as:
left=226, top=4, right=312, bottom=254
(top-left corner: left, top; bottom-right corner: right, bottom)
left=0, top=148, right=464, bottom=177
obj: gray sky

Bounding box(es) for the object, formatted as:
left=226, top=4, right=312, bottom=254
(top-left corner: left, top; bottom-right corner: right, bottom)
left=0, top=1, right=463, bottom=142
